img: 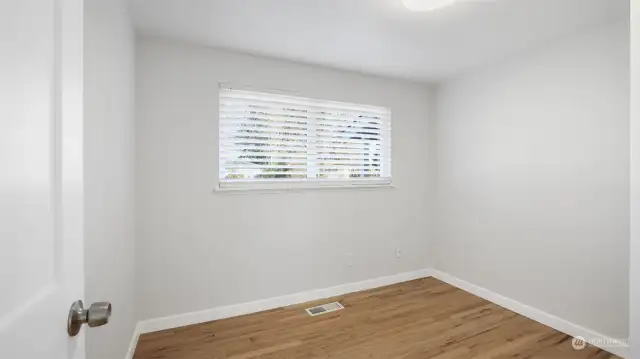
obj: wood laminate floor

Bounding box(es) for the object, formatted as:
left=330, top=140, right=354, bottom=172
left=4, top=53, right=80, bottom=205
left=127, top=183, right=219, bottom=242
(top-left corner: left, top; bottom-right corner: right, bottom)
left=133, top=278, right=619, bottom=359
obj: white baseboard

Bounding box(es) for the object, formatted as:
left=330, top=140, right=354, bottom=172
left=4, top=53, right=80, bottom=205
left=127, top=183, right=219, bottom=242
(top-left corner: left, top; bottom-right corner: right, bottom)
left=137, top=268, right=434, bottom=335
left=431, top=270, right=629, bottom=359
left=124, top=322, right=143, bottom=359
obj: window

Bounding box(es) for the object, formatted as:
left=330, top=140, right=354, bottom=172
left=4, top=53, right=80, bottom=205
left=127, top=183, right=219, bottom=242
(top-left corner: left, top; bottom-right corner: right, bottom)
left=218, top=87, right=391, bottom=190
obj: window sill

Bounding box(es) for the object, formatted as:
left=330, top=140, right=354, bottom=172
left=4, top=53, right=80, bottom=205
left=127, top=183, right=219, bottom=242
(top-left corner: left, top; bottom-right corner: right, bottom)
left=213, top=182, right=395, bottom=194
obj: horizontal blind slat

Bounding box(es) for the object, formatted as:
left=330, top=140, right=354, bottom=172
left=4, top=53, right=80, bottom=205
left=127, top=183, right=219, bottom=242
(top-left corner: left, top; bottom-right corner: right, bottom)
left=220, top=117, right=390, bottom=132
left=219, top=139, right=308, bottom=147
left=220, top=152, right=386, bottom=158
left=219, top=151, right=390, bottom=158
left=221, top=138, right=386, bottom=146
left=222, top=166, right=388, bottom=171
left=220, top=176, right=391, bottom=182
left=220, top=156, right=389, bottom=162
left=220, top=172, right=386, bottom=178
left=220, top=141, right=386, bottom=151
left=220, top=128, right=385, bottom=140
left=220, top=110, right=388, bottom=127
left=220, top=103, right=389, bottom=120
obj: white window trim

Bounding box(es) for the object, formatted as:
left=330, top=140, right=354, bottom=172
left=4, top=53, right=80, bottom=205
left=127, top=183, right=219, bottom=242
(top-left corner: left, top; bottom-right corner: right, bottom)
left=216, top=84, right=392, bottom=192
left=214, top=178, right=394, bottom=192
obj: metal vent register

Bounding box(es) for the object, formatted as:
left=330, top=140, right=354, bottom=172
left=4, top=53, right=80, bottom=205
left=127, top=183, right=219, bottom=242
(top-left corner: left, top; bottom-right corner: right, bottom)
left=305, top=302, right=345, bottom=316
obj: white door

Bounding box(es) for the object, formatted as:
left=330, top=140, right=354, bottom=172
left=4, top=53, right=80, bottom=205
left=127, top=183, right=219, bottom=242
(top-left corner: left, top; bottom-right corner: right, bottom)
left=0, top=0, right=85, bottom=358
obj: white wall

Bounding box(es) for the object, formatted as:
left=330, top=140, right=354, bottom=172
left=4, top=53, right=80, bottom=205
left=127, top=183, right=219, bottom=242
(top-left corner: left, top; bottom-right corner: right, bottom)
left=433, top=21, right=630, bottom=339
left=135, top=38, right=432, bottom=321
left=630, top=0, right=640, bottom=356
left=84, top=1, right=136, bottom=358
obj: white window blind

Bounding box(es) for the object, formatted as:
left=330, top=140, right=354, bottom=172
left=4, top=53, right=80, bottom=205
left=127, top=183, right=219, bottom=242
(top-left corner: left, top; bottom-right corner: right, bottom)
left=218, top=88, right=392, bottom=190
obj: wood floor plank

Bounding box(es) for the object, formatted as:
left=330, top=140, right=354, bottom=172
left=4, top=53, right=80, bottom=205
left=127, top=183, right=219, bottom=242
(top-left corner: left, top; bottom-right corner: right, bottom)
left=133, top=278, right=620, bottom=359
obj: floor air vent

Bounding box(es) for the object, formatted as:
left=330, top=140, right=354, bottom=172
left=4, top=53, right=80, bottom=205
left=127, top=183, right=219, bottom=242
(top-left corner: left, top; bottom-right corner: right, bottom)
left=305, top=302, right=344, bottom=316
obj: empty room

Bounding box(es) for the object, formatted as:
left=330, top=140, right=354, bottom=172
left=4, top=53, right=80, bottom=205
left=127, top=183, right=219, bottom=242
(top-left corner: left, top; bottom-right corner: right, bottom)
left=3, top=0, right=640, bottom=359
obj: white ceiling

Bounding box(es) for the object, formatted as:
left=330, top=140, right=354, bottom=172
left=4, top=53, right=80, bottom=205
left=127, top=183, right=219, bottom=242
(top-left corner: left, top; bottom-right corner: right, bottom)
left=129, top=0, right=628, bottom=82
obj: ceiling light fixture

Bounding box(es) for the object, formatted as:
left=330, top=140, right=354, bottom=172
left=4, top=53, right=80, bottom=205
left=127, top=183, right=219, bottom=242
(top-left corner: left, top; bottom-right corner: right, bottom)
left=401, top=0, right=457, bottom=12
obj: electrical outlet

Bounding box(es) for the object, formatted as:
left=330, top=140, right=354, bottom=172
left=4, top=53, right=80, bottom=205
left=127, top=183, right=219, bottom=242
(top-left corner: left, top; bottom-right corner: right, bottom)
left=396, top=248, right=401, bottom=259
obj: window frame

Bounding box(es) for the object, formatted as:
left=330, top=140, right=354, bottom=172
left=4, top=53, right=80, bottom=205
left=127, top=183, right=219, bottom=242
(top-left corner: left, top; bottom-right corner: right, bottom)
left=216, top=85, right=393, bottom=192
